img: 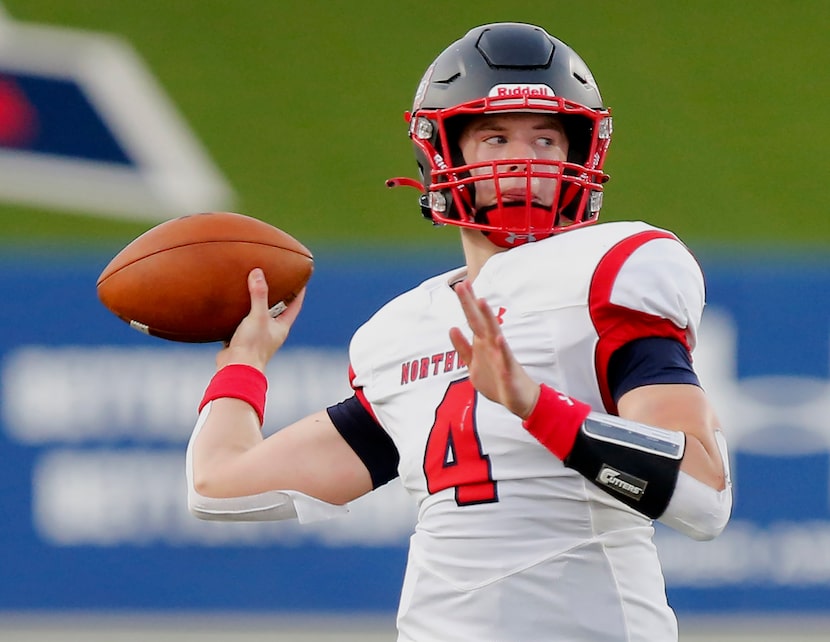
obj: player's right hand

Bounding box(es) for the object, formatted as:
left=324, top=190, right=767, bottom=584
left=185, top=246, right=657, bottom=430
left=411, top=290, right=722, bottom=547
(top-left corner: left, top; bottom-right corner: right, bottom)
left=217, top=268, right=306, bottom=372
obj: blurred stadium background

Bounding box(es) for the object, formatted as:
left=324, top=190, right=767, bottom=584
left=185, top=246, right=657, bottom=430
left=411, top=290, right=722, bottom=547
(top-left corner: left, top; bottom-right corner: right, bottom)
left=1, top=1, right=829, bottom=640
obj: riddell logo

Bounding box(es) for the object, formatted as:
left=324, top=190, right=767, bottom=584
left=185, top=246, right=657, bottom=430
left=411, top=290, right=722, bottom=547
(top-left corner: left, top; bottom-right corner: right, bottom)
left=488, top=84, right=555, bottom=98
left=597, top=466, right=646, bottom=501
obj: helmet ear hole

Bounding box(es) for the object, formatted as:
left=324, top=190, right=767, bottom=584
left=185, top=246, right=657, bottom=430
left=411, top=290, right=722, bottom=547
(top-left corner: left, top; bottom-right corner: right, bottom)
left=439, top=116, right=471, bottom=168
left=561, top=115, right=592, bottom=166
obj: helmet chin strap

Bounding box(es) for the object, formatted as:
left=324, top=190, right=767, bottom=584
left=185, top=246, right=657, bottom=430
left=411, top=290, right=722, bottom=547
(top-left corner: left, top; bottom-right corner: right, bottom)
left=475, top=203, right=557, bottom=248
left=476, top=178, right=588, bottom=247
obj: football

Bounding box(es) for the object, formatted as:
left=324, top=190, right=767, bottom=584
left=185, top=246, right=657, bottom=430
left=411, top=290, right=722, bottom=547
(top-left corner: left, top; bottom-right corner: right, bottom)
left=96, top=212, right=314, bottom=342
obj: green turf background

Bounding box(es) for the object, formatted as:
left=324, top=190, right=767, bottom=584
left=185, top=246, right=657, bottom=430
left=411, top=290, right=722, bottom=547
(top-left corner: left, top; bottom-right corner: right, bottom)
left=2, top=0, right=828, bottom=251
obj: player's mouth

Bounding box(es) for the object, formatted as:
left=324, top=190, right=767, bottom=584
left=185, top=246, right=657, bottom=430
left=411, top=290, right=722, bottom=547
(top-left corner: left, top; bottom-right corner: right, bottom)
left=500, top=189, right=533, bottom=202
left=499, top=190, right=550, bottom=208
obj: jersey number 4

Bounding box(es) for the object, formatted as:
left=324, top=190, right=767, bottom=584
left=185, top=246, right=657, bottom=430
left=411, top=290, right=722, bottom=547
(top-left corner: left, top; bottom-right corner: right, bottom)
left=423, top=378, right=498, bottom=505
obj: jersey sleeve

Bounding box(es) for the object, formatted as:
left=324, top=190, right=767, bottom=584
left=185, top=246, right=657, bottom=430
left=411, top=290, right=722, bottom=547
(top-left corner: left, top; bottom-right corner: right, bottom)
left=326, top=395, right=400, bottom=489
left=589, top=230, right=706, bottom=413
left=608, top=336, right=701, bottom=402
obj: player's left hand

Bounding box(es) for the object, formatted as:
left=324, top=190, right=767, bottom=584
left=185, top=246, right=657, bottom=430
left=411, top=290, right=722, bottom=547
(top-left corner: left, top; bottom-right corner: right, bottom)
left=450, top=280, right=540, bottom=419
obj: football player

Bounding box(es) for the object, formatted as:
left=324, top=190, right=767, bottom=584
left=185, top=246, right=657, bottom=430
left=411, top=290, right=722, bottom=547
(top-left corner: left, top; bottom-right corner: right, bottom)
left=187, top=22, right=732, bottom=641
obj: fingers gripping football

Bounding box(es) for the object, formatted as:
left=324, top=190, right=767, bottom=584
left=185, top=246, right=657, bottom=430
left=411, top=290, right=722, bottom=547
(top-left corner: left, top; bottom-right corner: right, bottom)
left=218, top=268, right=306, bottom=372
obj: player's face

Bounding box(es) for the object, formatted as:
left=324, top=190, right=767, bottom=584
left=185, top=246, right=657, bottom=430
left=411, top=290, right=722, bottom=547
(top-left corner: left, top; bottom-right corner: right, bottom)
left=457, top=113, right=569, bottom=210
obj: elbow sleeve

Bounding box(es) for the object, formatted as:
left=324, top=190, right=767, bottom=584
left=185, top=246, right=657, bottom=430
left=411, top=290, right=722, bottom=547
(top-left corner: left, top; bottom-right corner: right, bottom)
left=659, top=431, right=733, bottom=540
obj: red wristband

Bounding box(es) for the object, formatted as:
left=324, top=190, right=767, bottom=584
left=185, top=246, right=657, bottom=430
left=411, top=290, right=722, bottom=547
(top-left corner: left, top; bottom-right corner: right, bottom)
left=521, top=384, right=592, bottom=460
left=198, top=364, right=268, bottom=425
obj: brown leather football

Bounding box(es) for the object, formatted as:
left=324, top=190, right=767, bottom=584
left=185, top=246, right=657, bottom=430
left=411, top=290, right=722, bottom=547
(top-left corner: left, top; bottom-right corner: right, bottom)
left=97, top=212, right=313, bottom=342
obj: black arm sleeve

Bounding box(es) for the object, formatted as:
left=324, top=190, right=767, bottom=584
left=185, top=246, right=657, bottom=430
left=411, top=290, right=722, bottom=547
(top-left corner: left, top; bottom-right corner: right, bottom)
left=326, top=395, right=400, bottom=489
left=608, top=336, right=700, bottom=403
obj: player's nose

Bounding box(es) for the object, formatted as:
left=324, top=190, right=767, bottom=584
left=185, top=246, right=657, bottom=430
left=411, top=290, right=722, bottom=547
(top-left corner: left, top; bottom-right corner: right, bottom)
left=501, top=142, right=536, bottom=172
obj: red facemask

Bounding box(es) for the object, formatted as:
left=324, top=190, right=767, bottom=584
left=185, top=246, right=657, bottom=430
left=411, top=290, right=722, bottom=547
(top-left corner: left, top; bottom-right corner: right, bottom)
left=388, top=94, right=611, bottom=245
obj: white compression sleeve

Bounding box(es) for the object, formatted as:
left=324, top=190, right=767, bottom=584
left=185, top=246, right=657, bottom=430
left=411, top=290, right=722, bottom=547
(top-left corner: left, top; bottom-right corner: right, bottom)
left=659, top=431, right=732, bottom=541
left=185, top=402, right=348, bottom=524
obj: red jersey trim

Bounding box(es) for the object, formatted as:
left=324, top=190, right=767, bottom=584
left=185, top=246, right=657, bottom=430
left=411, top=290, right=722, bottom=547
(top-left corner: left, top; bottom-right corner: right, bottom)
left=348, top=364, right=380, bottom=423
left=589, top=230, right=689, bottom=414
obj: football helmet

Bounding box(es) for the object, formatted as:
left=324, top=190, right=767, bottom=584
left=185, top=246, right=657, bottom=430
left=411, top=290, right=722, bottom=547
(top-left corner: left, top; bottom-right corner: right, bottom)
left=387, top=23, right=612, bottom=247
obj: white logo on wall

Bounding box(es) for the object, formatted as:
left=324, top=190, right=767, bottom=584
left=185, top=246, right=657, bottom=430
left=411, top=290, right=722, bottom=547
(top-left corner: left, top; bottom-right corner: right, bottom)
left=0, top=7, right=233, bottom=220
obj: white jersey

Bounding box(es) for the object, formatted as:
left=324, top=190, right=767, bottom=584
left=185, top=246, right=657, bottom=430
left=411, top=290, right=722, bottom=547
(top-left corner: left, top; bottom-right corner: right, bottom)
left=348, top=221, right=705, bottom=642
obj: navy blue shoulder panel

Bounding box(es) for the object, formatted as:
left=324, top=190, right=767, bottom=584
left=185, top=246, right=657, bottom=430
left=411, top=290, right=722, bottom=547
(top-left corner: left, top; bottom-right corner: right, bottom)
left=608, top=336, right=700, bottom=403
